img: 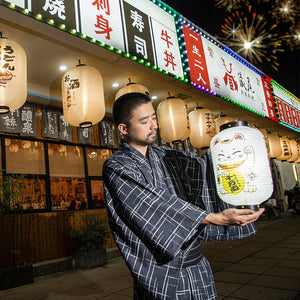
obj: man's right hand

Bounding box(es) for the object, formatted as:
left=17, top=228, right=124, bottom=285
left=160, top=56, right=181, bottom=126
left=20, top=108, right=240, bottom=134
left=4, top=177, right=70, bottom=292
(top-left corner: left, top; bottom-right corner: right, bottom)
left=202, top=208, right=265, bottom=226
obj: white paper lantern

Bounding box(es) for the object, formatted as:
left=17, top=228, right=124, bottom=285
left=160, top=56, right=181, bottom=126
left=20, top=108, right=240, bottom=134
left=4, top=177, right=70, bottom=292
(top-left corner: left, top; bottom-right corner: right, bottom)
left=215, top=115, right=235, bottom=133
left=62, top=64, right=105, bottom=127
left=266, top=133, right=282, bottom=158
left=276, top=137, right=292, bottom=161
left=189, top=107, right=216, bottom=149
left=210, top=121, right=273, bottom=210
left=115, top=82, right=149, bottom=100
left=157, top=97, right=189, bottom=143
left=0, top=37, right=27, bottom=113
left=287, top=139, right=299, bottom=162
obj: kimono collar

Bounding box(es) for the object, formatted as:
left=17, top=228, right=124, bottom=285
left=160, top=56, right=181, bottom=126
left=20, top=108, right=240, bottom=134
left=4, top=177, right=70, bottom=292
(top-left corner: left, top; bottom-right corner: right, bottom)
left=119, top=140, right=161, bottom=186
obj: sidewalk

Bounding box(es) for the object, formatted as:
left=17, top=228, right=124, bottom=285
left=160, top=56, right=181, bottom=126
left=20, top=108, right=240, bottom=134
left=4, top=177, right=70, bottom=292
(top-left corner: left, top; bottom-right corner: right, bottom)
left=0, top=212, right=299, bottom=300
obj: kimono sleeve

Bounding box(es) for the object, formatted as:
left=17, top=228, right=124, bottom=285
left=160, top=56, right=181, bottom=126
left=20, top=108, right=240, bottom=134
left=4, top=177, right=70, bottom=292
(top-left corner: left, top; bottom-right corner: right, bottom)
left=103, top=158, right=208, bottom=259
left=197, top=152, right=257, bottom=241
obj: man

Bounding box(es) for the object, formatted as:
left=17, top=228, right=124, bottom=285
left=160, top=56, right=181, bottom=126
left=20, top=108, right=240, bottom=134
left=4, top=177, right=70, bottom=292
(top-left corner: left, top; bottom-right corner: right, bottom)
left=103, top=92, right=264, bottom=300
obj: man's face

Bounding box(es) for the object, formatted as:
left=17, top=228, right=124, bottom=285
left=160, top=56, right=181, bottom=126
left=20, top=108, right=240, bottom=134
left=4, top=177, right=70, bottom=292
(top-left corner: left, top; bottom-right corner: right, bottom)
left=121, top=102, right=158, bottom=148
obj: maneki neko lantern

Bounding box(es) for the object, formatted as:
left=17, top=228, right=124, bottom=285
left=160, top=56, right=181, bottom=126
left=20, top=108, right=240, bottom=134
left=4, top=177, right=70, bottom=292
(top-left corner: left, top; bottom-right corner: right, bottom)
left=276, top=137, right=292, bottom=161
left=0, top=36, right=27, bottom=113
left=157, top=96, right=189, bottom=143
left=210, top=121, right=273, bottom=210
left=62, top=62, right=105, bottom=127
left=189, top=107, right=216, bottom=149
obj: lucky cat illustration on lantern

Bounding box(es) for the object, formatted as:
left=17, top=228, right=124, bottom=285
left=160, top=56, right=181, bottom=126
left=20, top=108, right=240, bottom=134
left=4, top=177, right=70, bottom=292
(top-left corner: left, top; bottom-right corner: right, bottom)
left=213, top=132, right=257, bottom=195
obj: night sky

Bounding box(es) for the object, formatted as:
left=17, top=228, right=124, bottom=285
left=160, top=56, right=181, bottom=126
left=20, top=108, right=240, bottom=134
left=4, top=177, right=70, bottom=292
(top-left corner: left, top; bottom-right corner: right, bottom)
left=162, top=0, right=300, bottom=98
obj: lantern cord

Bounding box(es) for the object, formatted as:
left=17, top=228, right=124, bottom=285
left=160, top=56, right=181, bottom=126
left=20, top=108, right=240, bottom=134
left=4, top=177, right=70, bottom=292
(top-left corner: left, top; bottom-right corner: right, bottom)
left=76, top=59, right=86, bottom=67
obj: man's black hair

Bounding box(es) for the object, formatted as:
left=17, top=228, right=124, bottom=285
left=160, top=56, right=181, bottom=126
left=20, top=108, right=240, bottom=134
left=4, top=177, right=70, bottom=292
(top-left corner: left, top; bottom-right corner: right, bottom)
left=113, top=92, right=151, bottom=127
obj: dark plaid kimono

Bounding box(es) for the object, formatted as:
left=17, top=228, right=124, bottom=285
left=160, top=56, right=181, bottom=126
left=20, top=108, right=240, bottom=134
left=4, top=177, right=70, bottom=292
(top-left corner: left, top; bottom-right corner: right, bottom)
left=103, top=140, right=256, bottom=299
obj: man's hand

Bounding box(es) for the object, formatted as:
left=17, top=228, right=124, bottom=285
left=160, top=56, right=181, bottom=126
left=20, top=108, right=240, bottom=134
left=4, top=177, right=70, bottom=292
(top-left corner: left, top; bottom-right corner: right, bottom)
left=202, top=208, right=265, bottom=226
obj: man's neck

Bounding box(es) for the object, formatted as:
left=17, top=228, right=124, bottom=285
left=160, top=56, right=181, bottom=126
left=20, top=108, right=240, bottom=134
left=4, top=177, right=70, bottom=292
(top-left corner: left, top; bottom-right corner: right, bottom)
left=124, top=139, right=149, bottom=157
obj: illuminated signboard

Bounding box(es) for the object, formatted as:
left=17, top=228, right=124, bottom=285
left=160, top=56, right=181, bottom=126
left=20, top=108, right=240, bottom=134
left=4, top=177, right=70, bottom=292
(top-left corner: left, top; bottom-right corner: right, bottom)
left=4, top=0, right=183, bottom=78
left=272, top=81, right=300, bottom=130
left=181, top=24, right=277, bottom=120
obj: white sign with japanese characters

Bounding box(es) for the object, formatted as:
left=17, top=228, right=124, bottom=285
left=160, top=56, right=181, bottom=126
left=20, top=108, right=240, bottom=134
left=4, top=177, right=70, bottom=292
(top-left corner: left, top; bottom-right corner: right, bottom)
left=79, top=0, right=125, bottom=51
left=202, top=39, right=269, bottom=117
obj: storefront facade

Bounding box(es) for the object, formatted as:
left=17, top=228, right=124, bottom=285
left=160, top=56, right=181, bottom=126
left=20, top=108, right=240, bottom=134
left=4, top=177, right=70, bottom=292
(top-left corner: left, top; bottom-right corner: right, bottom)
left=0, top=0, right=299, bottom=266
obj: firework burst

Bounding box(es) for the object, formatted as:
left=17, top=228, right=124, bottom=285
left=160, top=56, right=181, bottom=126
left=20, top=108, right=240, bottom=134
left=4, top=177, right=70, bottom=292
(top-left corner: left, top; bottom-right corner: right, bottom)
left=219, top=6, right=284, bottom=70
left=214, top=0, right=248, bottom=12
left=282, top=21, right=300, bottom=50
left=270, top=0, right=299, bottom=23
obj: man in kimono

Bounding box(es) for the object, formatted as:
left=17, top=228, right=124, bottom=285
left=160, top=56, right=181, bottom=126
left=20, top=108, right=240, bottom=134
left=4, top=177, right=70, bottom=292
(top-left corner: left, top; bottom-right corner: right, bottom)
left=103, top=92, right=264, bottom=300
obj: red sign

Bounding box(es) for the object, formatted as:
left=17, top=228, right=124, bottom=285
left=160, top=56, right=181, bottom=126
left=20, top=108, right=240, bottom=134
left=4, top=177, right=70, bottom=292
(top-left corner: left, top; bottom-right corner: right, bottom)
left=182, top=24, right=210, bottom=89
left=283, top=102, right=293, bottom=126
left=276, top=98, right=286, bottom=123
left=290, top=107, right=300, bottom=128
left=261, top=77, right=278, bottom=122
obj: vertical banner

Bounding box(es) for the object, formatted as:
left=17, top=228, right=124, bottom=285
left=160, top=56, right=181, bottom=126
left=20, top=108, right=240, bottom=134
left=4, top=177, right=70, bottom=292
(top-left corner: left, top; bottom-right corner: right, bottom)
left=123, top=1, right=155, bottom=65
left=261, top=78, right=278, bottom=122
left=0, top=110, right=21, bottom=133
left=29, top=0, right=77, bottom=29
left=58, top=113, right=73, bottom=142
left=77, top=127, right=91, bottom=144
left=276, top=98, right=287, bottom=123
left=290, top=107, right=299, bottom=128
left=20, top=103, right=37, bottom=137
left=78, top=0, right=125, bottom=51
left=99, top=120, right=115, bottom=147
left=151, top=19, right=182, bottom=77
left=182, top=25, right=210, bottom=89
left=42, top=108, right=59, bottom=139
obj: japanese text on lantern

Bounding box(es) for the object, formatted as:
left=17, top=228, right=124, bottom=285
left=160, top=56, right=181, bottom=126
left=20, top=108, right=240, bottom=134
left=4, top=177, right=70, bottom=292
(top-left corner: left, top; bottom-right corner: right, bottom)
left=93, top=0, right=112, bottom=39
left=63, top=74, right=79, bottom=108
left=0, top=44, right=16, bottom=88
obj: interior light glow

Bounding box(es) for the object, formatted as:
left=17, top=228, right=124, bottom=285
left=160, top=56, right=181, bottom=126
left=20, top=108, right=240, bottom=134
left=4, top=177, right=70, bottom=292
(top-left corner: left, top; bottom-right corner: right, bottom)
left=112, top=83, right=119, bottom=88
left=59, top=65, right=67, bottom=71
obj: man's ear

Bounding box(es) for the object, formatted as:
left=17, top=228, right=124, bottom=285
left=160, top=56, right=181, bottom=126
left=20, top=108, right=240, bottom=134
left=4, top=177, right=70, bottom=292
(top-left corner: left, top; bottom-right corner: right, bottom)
left=118, top=123, right=128, bottom=136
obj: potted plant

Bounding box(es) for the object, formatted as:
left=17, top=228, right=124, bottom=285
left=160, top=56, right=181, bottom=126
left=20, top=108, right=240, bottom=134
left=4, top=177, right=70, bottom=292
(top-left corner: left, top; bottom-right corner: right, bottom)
left=0, top=173, right=33, bottom=290
left=70, top=212, right=109, bottom=268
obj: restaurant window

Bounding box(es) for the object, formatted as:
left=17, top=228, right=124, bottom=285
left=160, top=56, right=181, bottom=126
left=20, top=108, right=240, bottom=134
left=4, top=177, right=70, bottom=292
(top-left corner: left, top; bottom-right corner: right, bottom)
left=22, top=178, right=46, bottom=210
left=86, top=148, right=112, bottom=208
left=5, top=139, right=46, bottom=174
left=4, top=138, right=46, bottom=212
left=48, top=144, right=86, bottom=211
left=90, top=180, right=105, bottom=208
left=86, top=148, right=112, bottom=176
left=0, top=175, right=46, bottom=212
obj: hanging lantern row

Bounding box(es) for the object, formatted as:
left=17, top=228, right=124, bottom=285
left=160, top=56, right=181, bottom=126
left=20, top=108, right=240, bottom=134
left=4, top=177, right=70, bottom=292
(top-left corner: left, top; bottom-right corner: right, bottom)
left=0, top=35, right=106, bottom=128
left=156, top=96, right=300, bottom=163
